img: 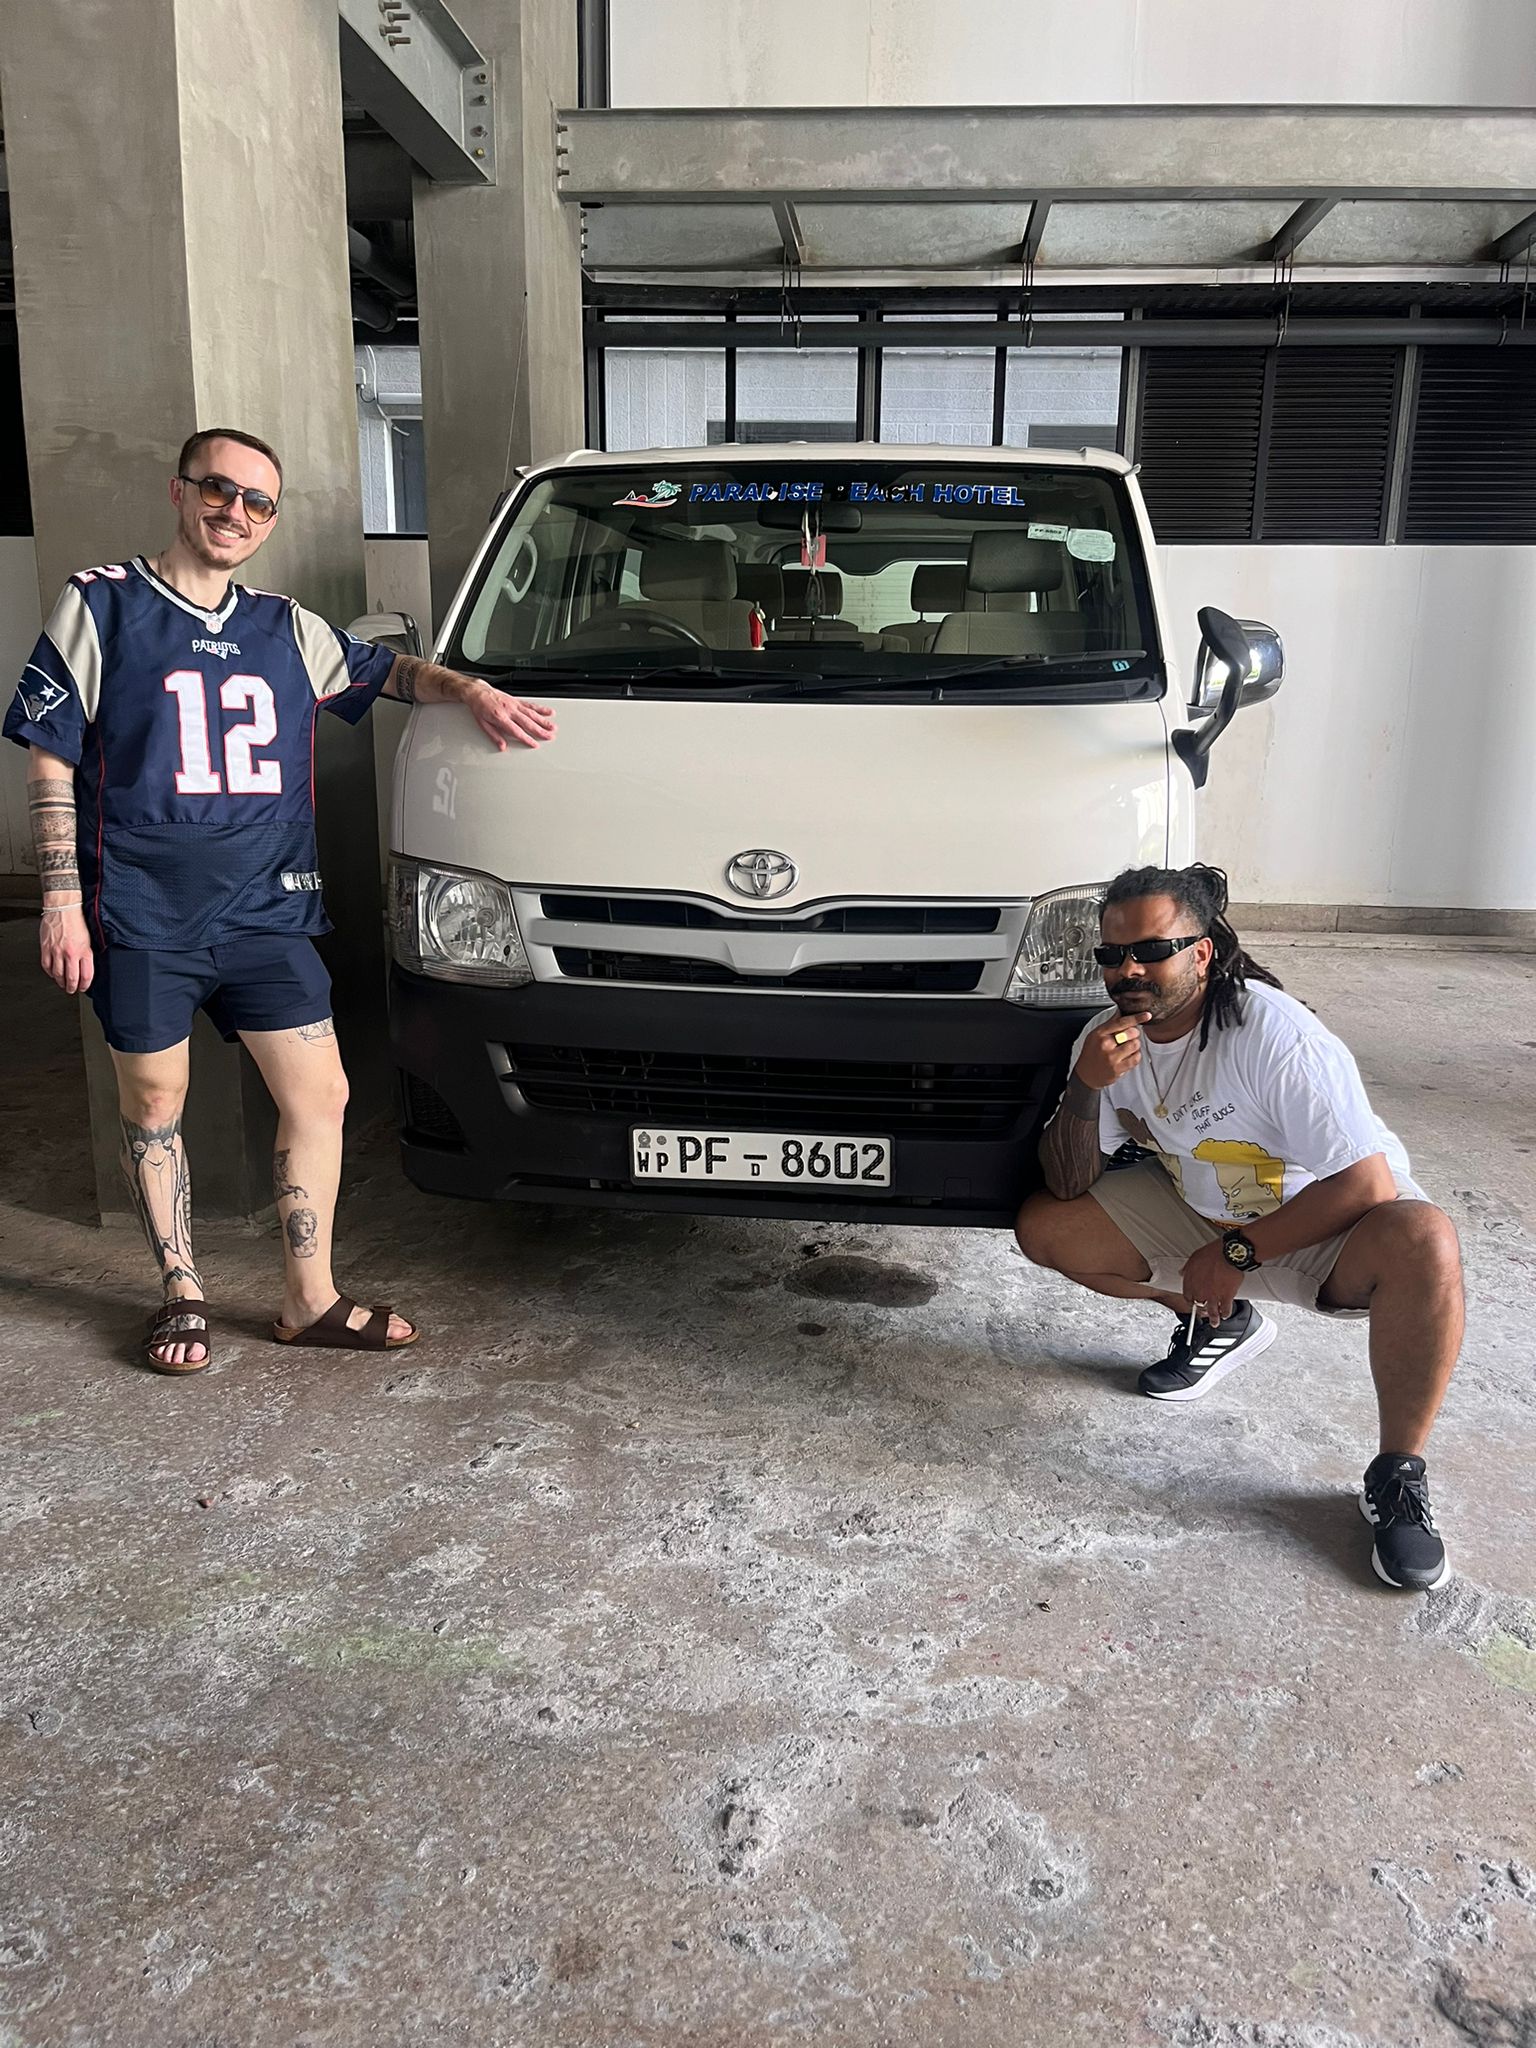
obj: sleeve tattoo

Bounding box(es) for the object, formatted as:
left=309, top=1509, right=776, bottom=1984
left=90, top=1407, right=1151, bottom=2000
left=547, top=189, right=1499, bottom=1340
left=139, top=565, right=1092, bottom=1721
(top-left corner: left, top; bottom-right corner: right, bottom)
left=28, top=776, right=81, bottom=905
left=386, top=654, right=466, bottom=706
left=1038, top=1075, right=1108, bottom=1200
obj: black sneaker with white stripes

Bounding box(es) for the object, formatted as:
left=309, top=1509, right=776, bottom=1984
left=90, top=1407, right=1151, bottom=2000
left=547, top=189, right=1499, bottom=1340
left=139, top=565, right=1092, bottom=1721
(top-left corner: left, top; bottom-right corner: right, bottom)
left=1359, top=1453, right=1448, bottom=1590
left=1138, top=1299, right=1277, bottom=1401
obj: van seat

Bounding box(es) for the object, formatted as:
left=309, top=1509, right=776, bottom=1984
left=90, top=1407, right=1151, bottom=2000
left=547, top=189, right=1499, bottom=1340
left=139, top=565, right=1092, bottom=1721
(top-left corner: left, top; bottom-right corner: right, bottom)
left=932, top=534, right=1087, bottom=658
left=636, top=540, right=756, bottom=648
left=881, top=562, right=967, bottom=654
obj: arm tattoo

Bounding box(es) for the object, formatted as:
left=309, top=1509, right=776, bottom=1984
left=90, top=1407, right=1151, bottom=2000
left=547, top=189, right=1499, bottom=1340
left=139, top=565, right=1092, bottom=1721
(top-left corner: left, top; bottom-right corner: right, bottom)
left=28, top=774, right=81, bottom=903
left=120, top=1115, right=203, bottom=1294
left=1038, top=1075, right=1108, bottom=1200
left=386, top=654, right=464, bottom=706
left=388, top=654, right=424, bottom=703
left=296, top=1018, right=336, bottom=1041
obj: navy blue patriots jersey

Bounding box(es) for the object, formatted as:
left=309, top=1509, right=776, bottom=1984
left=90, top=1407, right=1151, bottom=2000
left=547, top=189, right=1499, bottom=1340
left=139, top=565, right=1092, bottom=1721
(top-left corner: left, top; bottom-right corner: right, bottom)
left=4, top=556, right=396, bottom=949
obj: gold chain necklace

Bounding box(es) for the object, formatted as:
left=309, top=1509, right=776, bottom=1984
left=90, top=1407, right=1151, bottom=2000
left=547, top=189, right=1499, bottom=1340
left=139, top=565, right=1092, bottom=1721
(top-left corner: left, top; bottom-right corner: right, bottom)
left=1144, top=1025, right=1201, bottom=1120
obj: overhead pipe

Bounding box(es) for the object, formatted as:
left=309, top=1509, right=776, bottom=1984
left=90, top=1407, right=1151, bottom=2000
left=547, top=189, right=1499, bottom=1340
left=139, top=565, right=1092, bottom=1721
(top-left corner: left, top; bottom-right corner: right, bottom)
left=584, top=316, right=1536, bottom=349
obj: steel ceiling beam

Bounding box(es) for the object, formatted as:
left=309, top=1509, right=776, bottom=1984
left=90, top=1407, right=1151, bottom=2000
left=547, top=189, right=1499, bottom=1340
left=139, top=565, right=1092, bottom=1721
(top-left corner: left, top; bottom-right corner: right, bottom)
left=338, top=0, right=494, bottom=185
left=554, top=104, right=1536, bottom=206
left=1020, top=199, right=1052, bottom=266
left=1488, top=207, right=1536, bottom=262
left=772, top=200, right=807, bottom=267
left=1263, top=197, right=1337, bottom=262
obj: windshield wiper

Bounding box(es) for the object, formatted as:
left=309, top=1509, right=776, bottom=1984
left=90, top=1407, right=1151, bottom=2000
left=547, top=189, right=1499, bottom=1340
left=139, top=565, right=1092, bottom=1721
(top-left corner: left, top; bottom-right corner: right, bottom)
left=899, top=651, right=1151, bottom=687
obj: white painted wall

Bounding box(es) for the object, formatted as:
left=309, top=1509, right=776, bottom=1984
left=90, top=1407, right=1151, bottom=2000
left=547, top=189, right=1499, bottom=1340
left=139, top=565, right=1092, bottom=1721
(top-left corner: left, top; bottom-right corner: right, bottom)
left=1164, top=545, right=1536, bottom=911
left=611, top=0, right=1536, bottom=106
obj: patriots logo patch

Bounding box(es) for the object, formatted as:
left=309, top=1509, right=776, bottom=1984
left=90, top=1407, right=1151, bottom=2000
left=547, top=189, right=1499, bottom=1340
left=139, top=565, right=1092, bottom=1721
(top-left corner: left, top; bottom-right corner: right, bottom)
left=20, top=678, right=69, bottom=724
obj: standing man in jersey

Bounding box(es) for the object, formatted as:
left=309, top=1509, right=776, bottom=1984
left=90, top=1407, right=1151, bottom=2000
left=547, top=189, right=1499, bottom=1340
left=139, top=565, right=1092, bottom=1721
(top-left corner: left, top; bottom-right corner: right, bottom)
left=1014, top=865, right=1464, bottom=1591
left=7, top=428, right=555, bottom=1373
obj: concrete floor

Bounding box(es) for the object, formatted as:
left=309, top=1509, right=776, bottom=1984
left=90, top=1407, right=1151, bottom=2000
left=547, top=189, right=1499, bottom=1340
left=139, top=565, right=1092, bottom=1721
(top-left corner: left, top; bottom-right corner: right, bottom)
left=1, top=920, right=1534, bottom=2048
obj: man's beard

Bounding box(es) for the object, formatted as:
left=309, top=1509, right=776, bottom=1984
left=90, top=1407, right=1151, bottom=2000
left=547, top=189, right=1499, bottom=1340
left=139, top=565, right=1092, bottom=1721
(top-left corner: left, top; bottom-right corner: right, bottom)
left=1109, top=958, right=1204, bottom=1020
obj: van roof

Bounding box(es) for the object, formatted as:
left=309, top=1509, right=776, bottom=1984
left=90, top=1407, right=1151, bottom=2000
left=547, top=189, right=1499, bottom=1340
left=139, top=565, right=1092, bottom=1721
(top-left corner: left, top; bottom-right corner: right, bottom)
left=538, top=442, right=1134, bottom=477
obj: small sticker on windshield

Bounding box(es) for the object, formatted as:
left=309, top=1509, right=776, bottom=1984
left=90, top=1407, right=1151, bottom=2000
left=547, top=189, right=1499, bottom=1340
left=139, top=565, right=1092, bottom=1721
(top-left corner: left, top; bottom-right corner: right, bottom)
left=614, top=479, right=681, bottom=508
left=1067, top=528, right=1116, bottom=562
left=1027, top=522, right=1069, bottom=542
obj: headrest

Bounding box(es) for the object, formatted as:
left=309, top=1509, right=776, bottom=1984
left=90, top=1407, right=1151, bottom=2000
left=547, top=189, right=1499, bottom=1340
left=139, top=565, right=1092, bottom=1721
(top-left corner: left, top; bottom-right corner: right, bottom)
left=735, top=561, right=785, bottom=614
left=638, top=540, right=737, bottom=602
left=910, top=562, right=968, bottom=613
left=780, top=567, right=844, bottom=616
left=966, top=533, right=1064, bottom=596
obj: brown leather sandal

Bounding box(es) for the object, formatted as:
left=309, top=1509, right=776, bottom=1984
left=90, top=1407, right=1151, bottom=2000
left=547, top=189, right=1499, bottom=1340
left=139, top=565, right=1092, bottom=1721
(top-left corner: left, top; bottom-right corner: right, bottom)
left=272, top=1294, right=420, bottom=1350
left=143, top=1299, right=213, bottom=1375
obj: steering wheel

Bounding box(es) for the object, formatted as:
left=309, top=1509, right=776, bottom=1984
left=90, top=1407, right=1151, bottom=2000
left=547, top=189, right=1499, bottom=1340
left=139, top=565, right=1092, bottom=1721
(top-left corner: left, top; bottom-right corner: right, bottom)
left=559, top=608, right=710, bottom=654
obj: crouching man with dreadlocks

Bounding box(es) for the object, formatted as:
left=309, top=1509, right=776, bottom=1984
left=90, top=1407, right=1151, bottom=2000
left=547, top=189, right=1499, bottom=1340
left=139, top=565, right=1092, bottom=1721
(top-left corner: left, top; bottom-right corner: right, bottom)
left=1014, top=864, right=1463, bottom=1590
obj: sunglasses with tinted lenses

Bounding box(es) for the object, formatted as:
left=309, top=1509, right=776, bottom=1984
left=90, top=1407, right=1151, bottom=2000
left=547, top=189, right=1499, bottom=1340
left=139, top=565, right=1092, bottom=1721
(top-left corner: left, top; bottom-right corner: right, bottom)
left=1092, top=934, right=1205, bottom=968
left=179, top=472, right=279, bottom=524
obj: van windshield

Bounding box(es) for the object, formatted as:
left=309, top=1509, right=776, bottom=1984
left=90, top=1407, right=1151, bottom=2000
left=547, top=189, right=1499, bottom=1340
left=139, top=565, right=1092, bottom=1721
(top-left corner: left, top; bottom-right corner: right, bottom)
left=447, top=459, right=1159, bottom=694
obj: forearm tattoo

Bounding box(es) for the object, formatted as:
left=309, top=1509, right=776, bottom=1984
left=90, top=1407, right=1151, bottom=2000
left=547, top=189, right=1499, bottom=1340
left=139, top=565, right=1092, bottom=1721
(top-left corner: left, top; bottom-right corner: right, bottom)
left=389, top=655, right=424, bottom=703
left=29, top=775, right=81, bottom=904
left=121, top=1115, right=202, bottom=1293
left=1038, top=1075, right=1108, bottom=1201
left=387, top=655, right=463, bottom=706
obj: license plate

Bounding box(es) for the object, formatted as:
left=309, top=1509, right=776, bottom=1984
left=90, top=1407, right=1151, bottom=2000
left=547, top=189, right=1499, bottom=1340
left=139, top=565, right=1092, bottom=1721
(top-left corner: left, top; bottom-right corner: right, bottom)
left=630, top=1127, right=892, bottom=1188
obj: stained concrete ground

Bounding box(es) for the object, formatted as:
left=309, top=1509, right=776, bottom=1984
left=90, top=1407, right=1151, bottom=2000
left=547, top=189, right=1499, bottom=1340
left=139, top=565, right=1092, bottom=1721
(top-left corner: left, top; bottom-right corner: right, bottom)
left=1, top=918, right=1534, bottom=2048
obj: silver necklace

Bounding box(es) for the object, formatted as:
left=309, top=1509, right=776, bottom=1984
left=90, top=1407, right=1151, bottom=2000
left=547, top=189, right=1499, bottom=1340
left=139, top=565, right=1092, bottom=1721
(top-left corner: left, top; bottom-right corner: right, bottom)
left=1144, top=1024, right=1200, bottom=1120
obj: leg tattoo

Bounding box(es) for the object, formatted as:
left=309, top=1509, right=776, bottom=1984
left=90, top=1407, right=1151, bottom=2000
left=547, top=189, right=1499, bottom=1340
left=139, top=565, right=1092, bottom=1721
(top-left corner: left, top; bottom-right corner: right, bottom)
left=121, top=1115, right=202, bottom=1296
left=272, top=1146, right=308, bottom=1204
left=285, top=1208, right=320, bottom=1258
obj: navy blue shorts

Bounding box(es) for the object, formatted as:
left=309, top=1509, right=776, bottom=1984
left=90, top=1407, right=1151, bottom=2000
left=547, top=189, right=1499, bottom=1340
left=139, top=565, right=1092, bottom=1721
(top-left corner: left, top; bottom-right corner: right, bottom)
left=89, top=936, right=333, bottom=1055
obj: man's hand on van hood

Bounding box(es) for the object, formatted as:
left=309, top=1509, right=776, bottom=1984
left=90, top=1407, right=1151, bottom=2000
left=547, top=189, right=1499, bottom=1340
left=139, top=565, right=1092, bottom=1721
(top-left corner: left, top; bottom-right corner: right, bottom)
left=461, top=678, right=557, bottom=751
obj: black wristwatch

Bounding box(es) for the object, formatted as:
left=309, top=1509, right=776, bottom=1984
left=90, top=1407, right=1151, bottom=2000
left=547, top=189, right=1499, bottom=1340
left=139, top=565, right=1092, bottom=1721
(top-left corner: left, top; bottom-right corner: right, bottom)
left=1221, top=1229, right=1262, bottom=1272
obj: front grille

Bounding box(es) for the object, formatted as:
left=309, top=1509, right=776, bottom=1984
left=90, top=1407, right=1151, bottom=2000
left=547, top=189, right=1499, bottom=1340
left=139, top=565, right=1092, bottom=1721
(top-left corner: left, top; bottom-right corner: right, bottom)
left=539, top=894, right=1001, bottom=936
left=552, top=949, right=984, bottom=995
left=401, top=1072, right=465, bottom=1147
left=504, top=1044, right=1036, bottom=1137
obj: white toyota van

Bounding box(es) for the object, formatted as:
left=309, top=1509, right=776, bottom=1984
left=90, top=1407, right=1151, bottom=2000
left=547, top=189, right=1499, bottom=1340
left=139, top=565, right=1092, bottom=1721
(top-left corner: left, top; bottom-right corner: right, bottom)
left=378, top=444, right=1281, bottom=1227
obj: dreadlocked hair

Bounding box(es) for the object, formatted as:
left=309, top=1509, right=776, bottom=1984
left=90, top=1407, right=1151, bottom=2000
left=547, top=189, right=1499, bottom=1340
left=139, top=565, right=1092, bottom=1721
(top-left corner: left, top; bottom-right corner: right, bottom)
left=1100, top=862, right=1285, bottom=1050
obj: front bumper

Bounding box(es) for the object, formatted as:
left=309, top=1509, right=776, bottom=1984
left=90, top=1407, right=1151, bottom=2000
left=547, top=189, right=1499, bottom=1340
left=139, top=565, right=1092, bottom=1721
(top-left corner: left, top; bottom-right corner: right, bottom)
left=389, top=967, right=1094, bottom=1227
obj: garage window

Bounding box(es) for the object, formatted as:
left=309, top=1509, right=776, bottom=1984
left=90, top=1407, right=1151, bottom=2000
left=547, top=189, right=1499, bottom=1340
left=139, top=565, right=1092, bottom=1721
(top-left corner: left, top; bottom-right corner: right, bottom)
left=1136, top=346, right=1400, bottom=545
left=1401, top=349, right=1536, bottom=545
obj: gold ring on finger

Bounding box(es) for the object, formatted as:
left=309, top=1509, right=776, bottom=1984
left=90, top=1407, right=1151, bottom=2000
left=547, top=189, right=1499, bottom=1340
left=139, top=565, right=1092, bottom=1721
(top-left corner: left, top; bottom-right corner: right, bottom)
left=1113, top=1030, right=1129, bottom=1046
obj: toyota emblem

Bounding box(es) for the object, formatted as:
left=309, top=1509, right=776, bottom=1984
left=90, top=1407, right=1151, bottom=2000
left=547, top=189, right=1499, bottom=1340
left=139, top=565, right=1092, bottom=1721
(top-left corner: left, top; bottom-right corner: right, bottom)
left=727, top=849, right=797, bottom=900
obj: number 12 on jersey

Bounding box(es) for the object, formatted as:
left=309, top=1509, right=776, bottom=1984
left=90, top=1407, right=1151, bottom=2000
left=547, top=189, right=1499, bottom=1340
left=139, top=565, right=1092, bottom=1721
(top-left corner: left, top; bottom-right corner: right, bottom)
left=164, top=669, right=282, bottom=795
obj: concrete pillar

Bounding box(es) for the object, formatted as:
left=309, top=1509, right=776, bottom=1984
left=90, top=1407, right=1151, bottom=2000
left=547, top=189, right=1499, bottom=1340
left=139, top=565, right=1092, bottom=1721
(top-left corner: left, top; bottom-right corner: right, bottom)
left=414, top=0, right=586, bottom=626
left=1, top=0, right=384, bottom=1225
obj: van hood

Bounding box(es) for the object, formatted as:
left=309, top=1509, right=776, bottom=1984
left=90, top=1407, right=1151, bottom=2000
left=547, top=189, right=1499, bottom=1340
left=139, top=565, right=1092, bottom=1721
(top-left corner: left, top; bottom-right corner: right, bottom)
left=394, top=696, right=1171, bottom=904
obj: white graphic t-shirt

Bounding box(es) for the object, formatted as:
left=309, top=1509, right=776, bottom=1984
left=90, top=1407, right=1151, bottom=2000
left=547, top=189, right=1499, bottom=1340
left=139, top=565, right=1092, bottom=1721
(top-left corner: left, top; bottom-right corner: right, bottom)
left=1070, top=982, right=1414, bottom=1224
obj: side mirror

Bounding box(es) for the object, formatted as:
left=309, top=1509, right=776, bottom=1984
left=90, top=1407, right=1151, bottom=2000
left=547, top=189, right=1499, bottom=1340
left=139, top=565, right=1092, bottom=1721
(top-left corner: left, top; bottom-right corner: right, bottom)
left=1190, top=618, right=1284, bottom=715
left=347, top=609, right=423, bottom=659
left=1173, top=606, right=1279, bottom=789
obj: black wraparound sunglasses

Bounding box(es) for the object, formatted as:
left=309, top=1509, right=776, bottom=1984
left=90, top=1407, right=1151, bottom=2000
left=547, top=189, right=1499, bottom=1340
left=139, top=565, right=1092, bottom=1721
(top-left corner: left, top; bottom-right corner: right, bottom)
left=1093, top=934, right=1205, bottom=968
left=179, top=472, right=279, bottom=523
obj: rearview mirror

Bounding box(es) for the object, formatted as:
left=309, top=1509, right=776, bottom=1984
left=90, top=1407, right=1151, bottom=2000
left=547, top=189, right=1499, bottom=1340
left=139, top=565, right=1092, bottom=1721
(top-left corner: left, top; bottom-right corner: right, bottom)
left=347, top=609, right=423, bottom=659
left=1190, top=618, right=1284, bottom=715
left=758, top=501, right=864, bottom=531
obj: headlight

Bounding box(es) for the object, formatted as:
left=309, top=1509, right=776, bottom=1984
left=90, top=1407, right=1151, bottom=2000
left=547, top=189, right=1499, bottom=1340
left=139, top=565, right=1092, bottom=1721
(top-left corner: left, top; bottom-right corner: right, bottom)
left=388, top=857, right=532, bottom=986
left=1006, top=884, right=1106, bottom=1007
